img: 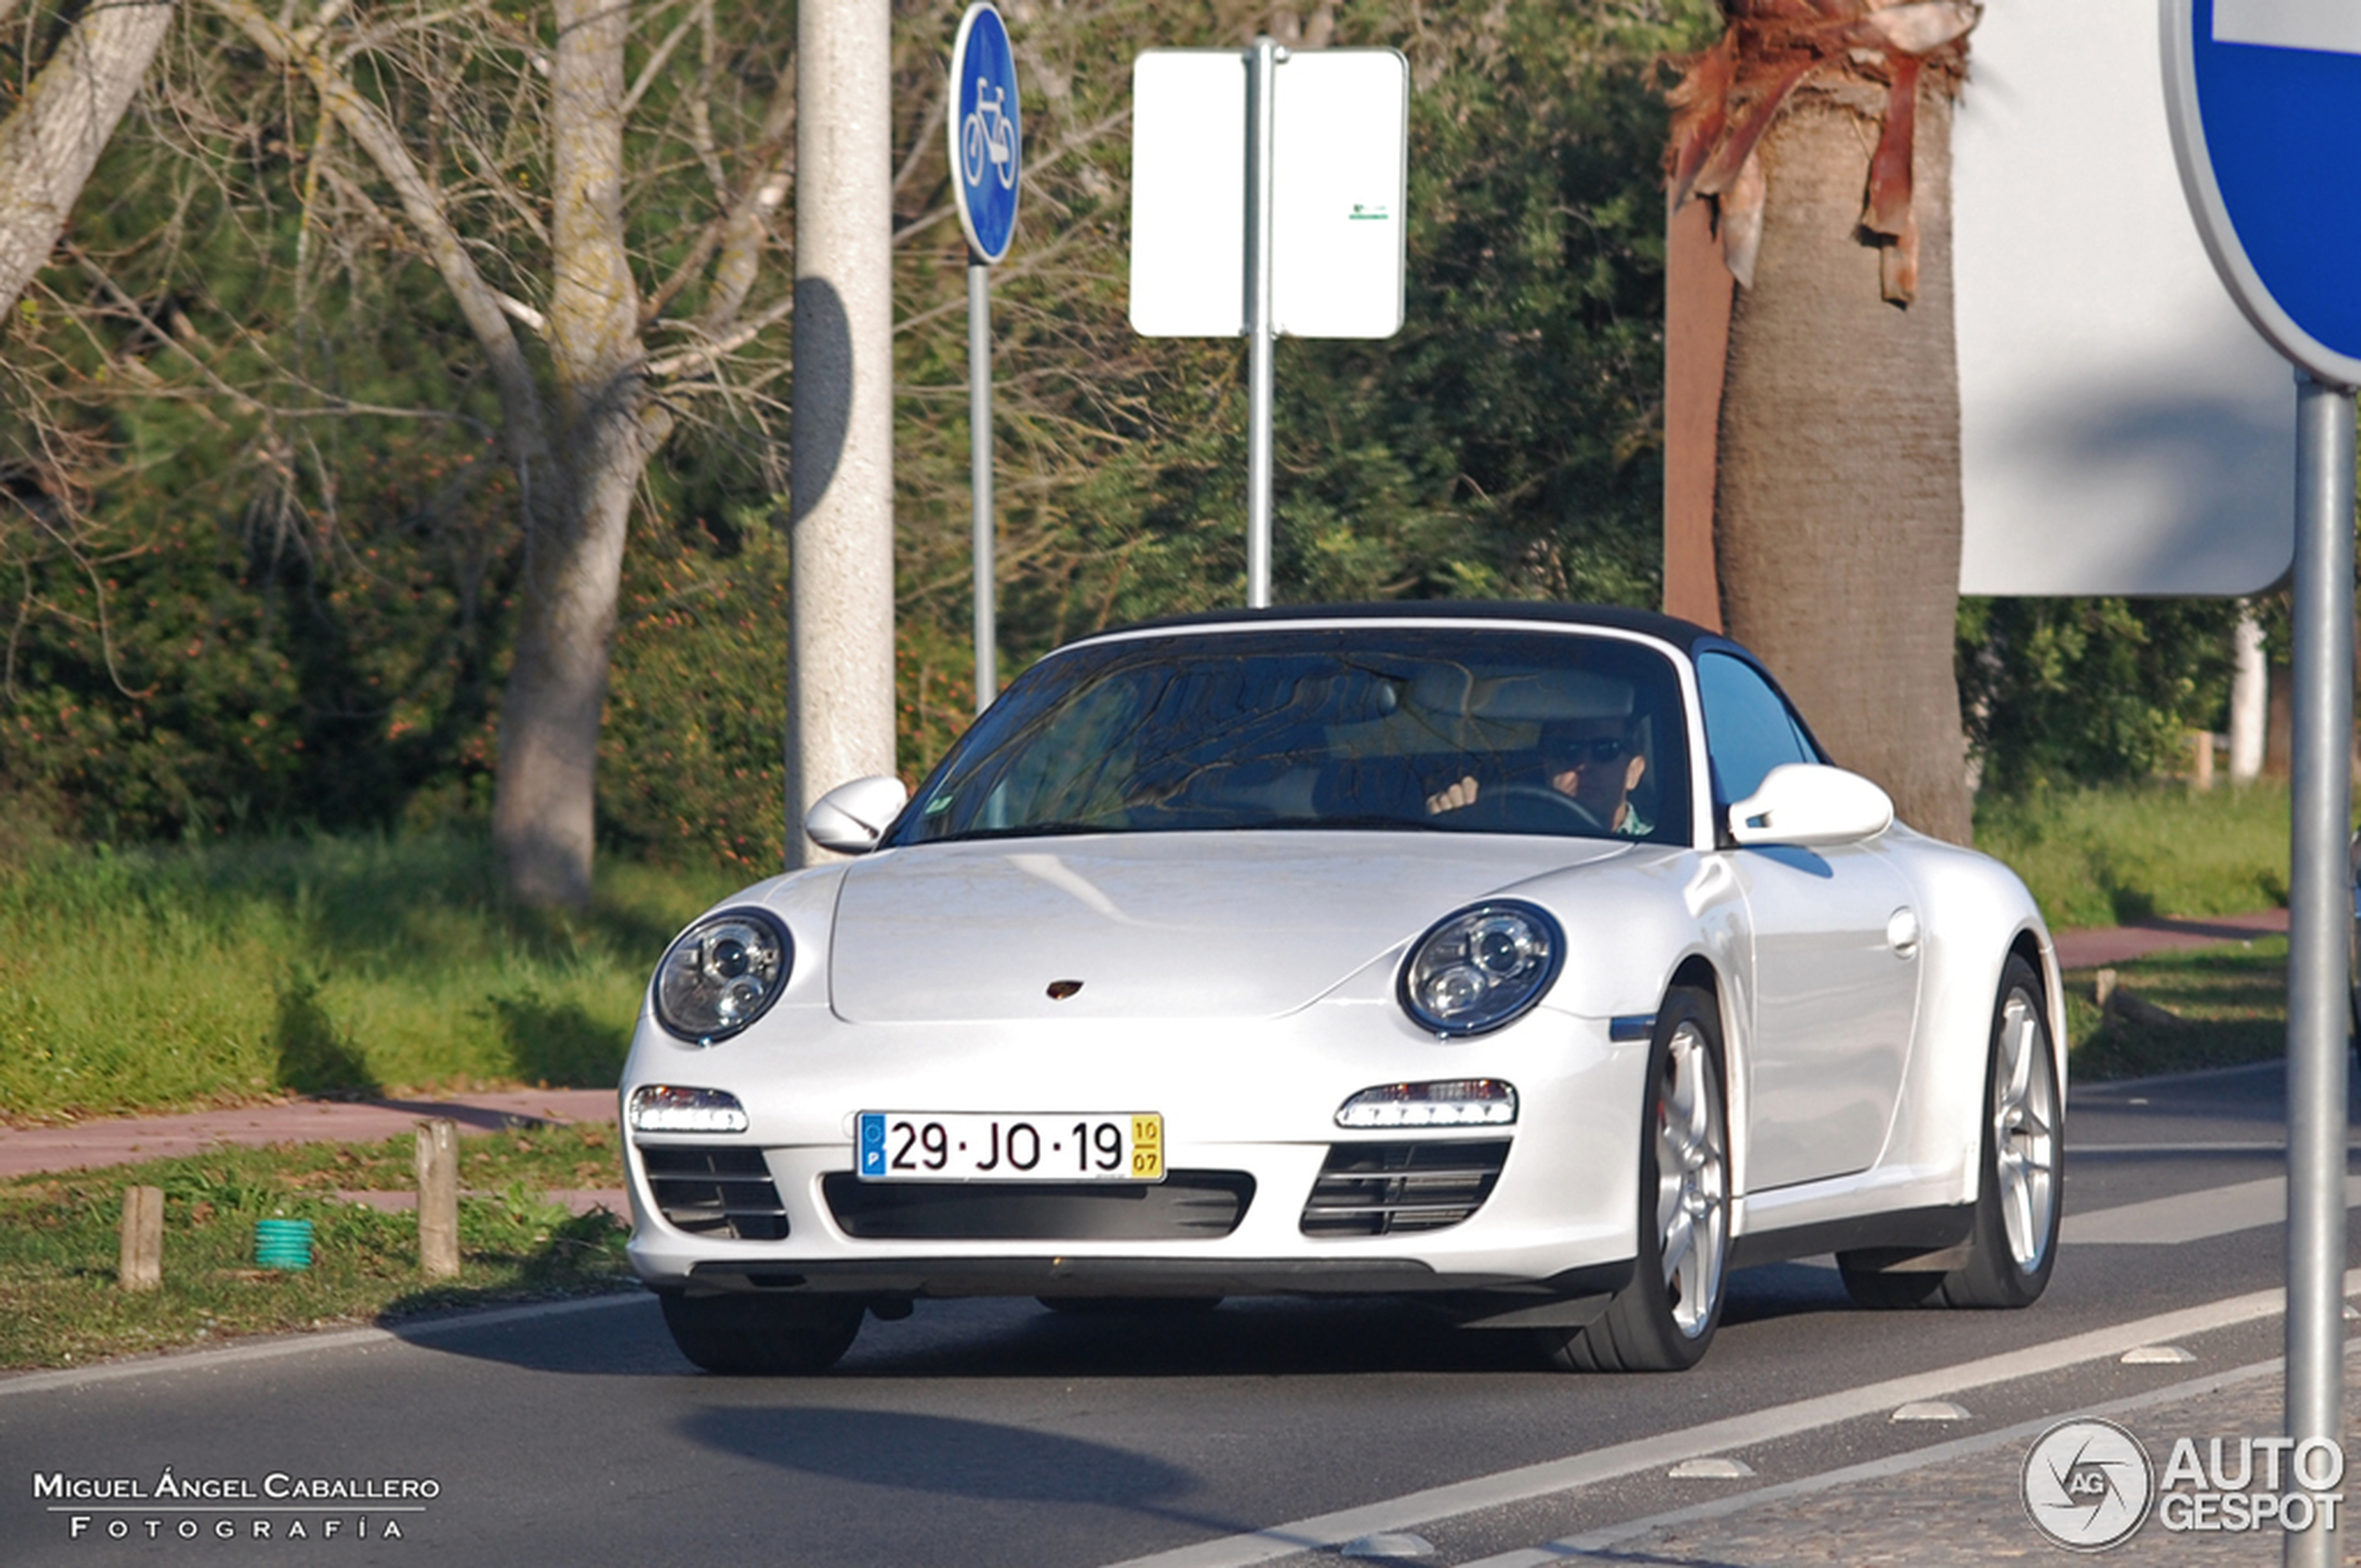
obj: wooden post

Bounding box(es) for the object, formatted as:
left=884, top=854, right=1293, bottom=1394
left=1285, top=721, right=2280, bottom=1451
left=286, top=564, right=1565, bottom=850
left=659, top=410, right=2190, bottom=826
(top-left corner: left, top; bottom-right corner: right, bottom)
left=117, top=1185, right=162, bottom=1292
left=2191, top=730, right=2216, bottom=791
left=415, top=1119, right=460, bottom=1281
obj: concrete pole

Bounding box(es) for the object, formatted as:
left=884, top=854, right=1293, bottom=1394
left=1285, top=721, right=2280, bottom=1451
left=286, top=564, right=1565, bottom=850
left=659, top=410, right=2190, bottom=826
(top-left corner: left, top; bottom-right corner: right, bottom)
left=2229, top=603, right=2267, bottom=783
left=787, top=0, right=898, bottom=865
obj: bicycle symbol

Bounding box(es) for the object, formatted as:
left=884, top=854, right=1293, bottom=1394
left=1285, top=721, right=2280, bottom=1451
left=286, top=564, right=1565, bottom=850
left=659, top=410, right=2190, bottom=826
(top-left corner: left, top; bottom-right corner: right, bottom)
left=962, top=76, right=1017, bottom=191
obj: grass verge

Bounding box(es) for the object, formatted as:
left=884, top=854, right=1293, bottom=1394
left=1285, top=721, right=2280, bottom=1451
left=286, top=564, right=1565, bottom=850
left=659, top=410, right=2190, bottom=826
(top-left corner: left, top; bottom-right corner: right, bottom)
left=2063, top=936, right=2288, bottom=1083
left=1975, top=782, right=2290, bottom=930
left=0, top=827, right=745, bottom=1124
left=0, top=1124, right=634, bottom=1372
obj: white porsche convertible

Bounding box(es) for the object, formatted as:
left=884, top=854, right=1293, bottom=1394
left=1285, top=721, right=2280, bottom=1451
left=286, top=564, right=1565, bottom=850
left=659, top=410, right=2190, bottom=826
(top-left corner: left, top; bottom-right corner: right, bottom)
left=620, top=604, right=2063, bottom=1374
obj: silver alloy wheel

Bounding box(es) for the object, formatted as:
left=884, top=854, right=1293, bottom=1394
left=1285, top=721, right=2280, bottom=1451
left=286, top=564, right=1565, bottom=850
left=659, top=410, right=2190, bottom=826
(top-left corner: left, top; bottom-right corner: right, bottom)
left=1991, top=986, right=2060, bottom=1272
left=1655, top=1021, right=1728, bottom=1337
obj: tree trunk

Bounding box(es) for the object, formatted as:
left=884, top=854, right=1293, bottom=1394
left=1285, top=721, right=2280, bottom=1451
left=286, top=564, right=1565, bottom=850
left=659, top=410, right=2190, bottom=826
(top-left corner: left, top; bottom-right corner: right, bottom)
left=0, top=0, right=174, bottom=312
left=1713, top=77, right=1973, bottom=845
left=486, top=0, right=669, bottom=909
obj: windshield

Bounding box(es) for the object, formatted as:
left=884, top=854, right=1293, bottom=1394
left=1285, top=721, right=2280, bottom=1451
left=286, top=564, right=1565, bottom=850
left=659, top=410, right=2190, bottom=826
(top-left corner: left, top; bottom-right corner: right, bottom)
left=890, top=626, right=1692, bottom=848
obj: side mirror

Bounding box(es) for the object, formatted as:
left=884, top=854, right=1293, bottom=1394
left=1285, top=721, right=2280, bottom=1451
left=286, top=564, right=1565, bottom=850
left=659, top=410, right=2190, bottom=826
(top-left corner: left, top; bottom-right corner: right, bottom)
left=1727, top=763, right=1893, bottom=849
left=803, top=776, right=911, bottom=855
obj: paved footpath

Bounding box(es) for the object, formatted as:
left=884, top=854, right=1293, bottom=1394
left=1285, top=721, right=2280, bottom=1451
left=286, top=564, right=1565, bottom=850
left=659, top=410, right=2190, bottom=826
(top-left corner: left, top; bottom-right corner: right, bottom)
left=2051, top=907, right=2289, bottom=970
left=0, top=1088, right=626, bottom=1214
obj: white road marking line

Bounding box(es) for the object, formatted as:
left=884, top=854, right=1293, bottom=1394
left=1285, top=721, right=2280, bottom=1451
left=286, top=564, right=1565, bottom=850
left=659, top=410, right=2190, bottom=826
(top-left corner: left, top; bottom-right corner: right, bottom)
left=0, top=1289, right=649, bottom=1398
left=1454, top=1341, right=2359, bottom=1568
left=2068, top=1141, right=2337, bottom=1155
left=2215, top=0, right=2361, bottom=56
left=1096, top=1274, right=2357, bottom=1568
left=2062, top=1173, right=2361, bottom=1245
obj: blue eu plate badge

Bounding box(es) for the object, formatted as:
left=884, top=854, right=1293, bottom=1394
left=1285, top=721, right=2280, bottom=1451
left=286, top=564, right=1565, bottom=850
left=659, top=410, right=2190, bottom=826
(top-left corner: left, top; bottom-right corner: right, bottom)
left=857, top=1113, right=888, bottom=1177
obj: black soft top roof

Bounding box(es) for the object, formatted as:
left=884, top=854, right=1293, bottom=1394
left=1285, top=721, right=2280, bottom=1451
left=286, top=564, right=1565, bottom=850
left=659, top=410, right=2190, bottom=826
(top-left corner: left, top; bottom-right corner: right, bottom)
left=1081, top=600, right=1724, bottom=656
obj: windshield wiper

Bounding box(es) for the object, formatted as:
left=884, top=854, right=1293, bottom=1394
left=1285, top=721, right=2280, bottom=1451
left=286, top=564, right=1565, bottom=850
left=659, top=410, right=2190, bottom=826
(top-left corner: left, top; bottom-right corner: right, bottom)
left=911, top=821, right=1128, bottom=845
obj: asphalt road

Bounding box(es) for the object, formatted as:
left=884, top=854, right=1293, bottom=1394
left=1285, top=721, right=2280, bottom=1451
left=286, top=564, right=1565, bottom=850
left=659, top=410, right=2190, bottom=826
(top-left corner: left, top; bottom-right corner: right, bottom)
left=2, top=1060, right=2350, bottom=1568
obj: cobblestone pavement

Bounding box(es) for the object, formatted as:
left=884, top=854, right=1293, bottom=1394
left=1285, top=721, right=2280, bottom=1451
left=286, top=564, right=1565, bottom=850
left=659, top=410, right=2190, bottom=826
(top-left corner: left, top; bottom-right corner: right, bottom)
left=1474, top=1366, right=2348, bottom=1567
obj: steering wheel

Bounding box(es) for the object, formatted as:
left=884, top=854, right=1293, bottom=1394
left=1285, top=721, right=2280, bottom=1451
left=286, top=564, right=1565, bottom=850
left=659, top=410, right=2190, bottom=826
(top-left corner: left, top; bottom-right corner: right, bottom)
left=1467, top=782, right=1604, bottom=833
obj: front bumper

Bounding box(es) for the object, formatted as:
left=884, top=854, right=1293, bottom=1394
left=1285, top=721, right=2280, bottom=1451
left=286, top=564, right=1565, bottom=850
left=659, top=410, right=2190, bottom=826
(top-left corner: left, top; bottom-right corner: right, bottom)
left=620, top=997, right=1652, bottom=1303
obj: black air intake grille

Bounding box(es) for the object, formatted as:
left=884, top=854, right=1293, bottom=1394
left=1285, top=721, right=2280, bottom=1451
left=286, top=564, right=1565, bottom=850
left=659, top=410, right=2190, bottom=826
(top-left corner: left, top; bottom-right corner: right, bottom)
left=1300, top=1140, right=1511, bottom=1237
left=640, top=1145, right=790, bottom=1240
left=823, top=1171, right=1253, bottom=1241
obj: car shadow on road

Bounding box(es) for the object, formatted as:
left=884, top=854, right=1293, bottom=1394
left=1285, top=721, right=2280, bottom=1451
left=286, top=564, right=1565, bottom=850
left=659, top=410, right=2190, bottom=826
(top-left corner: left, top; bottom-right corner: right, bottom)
left=674, top=1402, right=1324, bottom=1554
left=394, top=1274, right=1870, bottom=1381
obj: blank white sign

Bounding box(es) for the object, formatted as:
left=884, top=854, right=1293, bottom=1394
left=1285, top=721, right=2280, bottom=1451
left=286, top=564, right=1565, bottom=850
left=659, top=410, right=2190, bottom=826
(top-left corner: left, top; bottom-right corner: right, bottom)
left=1953, top=0, right=2294, bottom=595
left=1129, top=48, right=1406, bottom=340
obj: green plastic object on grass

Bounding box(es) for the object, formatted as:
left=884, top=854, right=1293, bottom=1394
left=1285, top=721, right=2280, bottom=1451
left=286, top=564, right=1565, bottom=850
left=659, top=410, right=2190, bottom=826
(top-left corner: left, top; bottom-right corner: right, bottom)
left=255, top=1218, right=313, bottom=1271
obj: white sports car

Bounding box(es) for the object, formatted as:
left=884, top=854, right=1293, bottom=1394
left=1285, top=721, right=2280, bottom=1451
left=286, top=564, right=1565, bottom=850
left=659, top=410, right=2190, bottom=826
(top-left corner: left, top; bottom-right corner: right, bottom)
left=619, top=604, right=2064, bottom=1374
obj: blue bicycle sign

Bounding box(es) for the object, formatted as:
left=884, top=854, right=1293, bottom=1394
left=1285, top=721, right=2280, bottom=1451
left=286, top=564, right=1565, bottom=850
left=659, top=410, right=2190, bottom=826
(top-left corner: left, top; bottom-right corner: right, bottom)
left=2164, top=0, right=2361, bottom=385
left=963, top=77, right=1017, bottom=191
left=949, top=4, right=1021, bottom=263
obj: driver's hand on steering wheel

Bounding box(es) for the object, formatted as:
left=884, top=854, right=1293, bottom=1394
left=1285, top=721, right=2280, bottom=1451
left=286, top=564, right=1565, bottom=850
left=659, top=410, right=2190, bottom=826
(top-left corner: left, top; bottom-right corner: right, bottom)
left=1426, top=775, right=1481, bottom=814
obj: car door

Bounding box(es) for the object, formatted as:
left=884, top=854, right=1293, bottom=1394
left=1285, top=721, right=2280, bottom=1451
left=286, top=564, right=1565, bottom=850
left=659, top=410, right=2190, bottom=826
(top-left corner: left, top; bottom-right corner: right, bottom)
left=1697, top=652, right=1922, bottom=1190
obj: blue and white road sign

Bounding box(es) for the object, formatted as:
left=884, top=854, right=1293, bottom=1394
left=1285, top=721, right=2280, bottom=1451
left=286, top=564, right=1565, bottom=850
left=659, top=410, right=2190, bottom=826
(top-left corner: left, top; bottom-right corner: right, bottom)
left=2164, top=0, right=2361, bottom=385
left=949, top=3, right=1021, bottom=264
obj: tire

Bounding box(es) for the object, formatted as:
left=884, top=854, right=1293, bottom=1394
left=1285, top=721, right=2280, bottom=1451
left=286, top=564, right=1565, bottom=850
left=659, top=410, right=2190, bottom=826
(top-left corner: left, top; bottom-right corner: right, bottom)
left=1544, top=987, right=1730, bottom=1372
left=659, top=1291, right=865, bottom=1375
left=1839, top=954, right=2061, bottom=1311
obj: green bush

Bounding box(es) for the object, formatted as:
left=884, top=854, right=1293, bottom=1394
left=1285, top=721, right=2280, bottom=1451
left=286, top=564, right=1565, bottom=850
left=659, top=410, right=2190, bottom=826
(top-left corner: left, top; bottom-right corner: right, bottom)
left=597, top=509, right=792, bottom=871
left=1959, top=597, right=2244, bottom=796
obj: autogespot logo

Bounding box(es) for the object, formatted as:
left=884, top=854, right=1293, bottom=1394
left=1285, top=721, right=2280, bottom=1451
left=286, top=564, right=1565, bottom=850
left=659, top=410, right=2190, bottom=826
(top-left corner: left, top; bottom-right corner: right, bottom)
left=2024, top=1418, right=2156, bottom=1551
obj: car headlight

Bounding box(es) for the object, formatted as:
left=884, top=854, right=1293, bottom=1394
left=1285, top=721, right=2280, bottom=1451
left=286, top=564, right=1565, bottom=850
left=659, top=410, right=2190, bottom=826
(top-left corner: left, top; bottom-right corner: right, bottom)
left=653, top=908, right=792, bottom=1044
left=1398, top=901, right=1563, bottom=1036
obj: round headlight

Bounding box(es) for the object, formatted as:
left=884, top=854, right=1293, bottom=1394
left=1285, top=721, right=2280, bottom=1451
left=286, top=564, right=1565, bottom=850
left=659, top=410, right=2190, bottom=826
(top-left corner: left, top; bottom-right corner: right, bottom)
left=1398, top=901, right=1564, bottom=1036
left=654, top=908, right=792, bottom=1043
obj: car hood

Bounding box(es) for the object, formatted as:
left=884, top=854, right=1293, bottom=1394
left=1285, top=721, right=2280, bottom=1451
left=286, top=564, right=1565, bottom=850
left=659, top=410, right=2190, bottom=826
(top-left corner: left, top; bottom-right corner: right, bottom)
left=826, top=832, right=1629, bottom=1023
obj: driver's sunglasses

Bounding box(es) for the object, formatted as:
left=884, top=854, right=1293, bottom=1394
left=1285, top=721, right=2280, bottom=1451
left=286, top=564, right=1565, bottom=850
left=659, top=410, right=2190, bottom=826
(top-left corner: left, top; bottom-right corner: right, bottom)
left=1550, top=736, right=1630, bottom=767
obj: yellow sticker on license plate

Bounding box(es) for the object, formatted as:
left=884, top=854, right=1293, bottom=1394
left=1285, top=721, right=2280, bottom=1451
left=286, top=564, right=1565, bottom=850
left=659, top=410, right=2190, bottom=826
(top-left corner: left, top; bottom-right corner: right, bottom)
left=856, top=1112, right=1165, bottom=1181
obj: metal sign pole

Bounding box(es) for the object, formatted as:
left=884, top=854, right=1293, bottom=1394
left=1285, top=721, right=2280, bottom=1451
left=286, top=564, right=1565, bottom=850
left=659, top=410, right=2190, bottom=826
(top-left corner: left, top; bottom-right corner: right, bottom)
left=2286, top=370, right=2354, bottom=1568
left=949, top=2, right=1018, bottom=712
left=1244, top=35, right=1281, bottom=610
left=969, top=259, right=996, bottom=713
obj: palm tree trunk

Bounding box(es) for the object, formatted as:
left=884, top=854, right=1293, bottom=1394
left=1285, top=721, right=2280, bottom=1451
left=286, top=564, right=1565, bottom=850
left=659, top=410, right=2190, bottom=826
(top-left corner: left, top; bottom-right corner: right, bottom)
left=1713, top=75, right=1972, bottom=845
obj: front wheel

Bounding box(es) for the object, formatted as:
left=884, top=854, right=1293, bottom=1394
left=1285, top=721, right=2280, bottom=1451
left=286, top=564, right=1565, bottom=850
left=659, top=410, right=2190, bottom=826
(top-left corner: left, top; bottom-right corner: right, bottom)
left=1543, top=987, right=1729, bottom=1371
left=1840, top=953, right=2061, bottom=1310
left=660, top=1291, right=865, bottom=1375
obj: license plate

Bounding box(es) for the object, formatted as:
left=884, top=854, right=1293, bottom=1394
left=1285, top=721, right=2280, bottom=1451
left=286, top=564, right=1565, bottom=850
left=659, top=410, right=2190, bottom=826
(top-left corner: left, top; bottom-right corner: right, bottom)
left=855, top=1113, right=1164, bottom=1182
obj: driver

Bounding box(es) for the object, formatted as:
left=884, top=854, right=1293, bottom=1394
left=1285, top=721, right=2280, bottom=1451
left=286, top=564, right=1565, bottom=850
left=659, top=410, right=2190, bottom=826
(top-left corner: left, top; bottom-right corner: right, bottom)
left=1425, top=716, right=1651, bottom=836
